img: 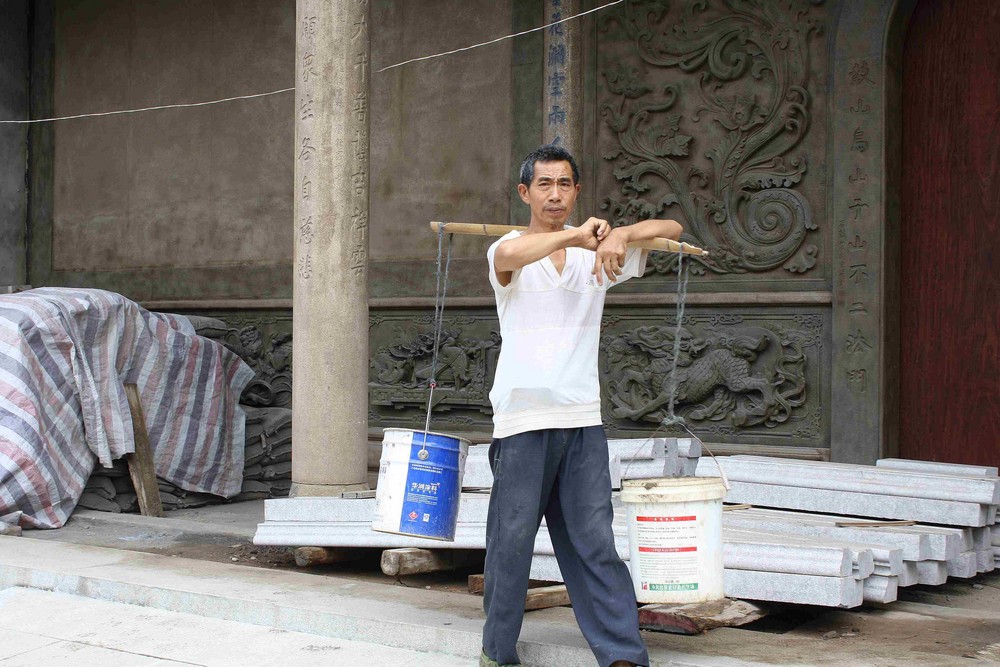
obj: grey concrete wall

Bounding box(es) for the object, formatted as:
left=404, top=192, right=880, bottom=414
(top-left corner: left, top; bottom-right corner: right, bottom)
left=0, top=1, right=29, bottom=285
left=370, top=0, right=514, bottom=266
left=49, top=0, right=294, bottom=274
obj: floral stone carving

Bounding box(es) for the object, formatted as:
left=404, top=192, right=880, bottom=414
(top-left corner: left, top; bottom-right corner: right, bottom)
left=599, top=0, right=825, bottom=275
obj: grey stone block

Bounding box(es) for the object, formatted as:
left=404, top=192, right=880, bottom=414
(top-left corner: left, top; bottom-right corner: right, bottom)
left=863, top=575, right=898, bottom=603
left=712, top=480, right=991, bottom=527
left=724, top=514, right=903, bottom=570
left=619, top=457, right=686, bottom=481
left=876, top=459, right=998, bottom=478
left=722, top=535, right=865, bottom=578
left=915, top=560, right=948, bottom=586
left=946, top=551, right=978, bottom=579
left=529, top=553, right=864, bottom=608
left=723, top=569, right=864, bottom=608
left=976, top=548, right=995, bottom=574
left=699, top=457, right=1000, bottom=505
left=896, top=561, right=918, bottom=587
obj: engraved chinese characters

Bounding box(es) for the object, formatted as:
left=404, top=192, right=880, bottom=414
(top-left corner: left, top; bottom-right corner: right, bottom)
left=838, top=58, right=877, bottom=398
left=291, top=0, right=372, bottom=494
left=543, top=0, right=582, bottom=177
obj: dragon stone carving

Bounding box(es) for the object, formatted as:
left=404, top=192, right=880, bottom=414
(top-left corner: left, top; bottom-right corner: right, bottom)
left=369, top=325, right=501, bottom=414
left=603, top=324, right=807, bottom=428
left=598, top=0, right=824, bottom=275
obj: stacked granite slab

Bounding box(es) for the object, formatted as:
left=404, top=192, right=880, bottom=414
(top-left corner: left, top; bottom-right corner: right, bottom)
left=875, top=459, right=1000, bottom=576
left=255, top=453, right=998, bottom=609
left=695, top=455, right=999, bottom=527
left=693, top=456, right=997, bottom=589
left=256, top=492, right=884, bottom=607
left=528, top=500, right=887, bottom=607
left=460, top=437, right=700, bottom=490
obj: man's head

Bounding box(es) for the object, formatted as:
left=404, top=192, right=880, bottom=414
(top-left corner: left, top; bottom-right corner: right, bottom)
left=517, top=144, right=581, bottom=229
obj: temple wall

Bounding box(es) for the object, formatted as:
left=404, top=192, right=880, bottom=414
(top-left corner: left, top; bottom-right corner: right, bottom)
left=23, top=0, right=912, bottom=463
left=0, top=1, right=29, bottom=286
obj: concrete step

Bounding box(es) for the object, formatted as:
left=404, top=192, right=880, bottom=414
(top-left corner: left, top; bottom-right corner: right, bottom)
left=0, top=586, right=472, bottom=666
left=0, top=536, right=760, bottom=667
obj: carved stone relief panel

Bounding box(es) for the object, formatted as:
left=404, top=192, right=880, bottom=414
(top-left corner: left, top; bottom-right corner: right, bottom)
left=368, top=311, right=500, bottom=433
left=595, top=0, right=829, bottom=283
left=191, top=311, right=294, bottom=409
left=367, top=307, right=828, bottom=447
left=600, top=308, right=828, bottom=446
left=186, top=306, right=826, bottom=448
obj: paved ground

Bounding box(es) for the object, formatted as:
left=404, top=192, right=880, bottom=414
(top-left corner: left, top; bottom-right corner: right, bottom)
left=0, top=587, right=472, bottom=666
left=4, top=502, right=1000, bottom=666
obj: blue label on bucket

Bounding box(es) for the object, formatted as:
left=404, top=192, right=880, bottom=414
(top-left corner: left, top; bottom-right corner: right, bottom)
left=398, top=432, right=462, bottom=539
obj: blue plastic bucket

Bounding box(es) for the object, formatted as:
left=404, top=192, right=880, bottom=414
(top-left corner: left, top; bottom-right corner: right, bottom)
left=372, top=428, right=470, bottom=541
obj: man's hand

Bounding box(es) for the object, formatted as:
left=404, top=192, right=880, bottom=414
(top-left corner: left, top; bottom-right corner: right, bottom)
left=593, top=227, right=628, bottom=285
left=575, top=217, right=610, bottom=251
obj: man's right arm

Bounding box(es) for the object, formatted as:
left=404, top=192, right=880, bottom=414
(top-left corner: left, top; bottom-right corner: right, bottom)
left=493, top=220, right=605, bottom=286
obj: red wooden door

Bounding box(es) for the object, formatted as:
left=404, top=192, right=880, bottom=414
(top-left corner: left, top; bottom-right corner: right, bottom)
left=900, top=0, right=1000, bottom=465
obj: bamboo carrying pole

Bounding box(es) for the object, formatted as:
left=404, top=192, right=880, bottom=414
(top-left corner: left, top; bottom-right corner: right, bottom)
left=429, top=221, right=709, bottom=256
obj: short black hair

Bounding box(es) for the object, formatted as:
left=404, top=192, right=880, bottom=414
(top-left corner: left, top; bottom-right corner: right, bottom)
left=519, top=144, right=580, bottom=187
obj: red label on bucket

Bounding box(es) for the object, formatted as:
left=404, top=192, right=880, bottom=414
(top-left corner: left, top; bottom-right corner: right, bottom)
left=638, top=546, right=698, bottom=553
left=636, top=515, right=696, bottom=522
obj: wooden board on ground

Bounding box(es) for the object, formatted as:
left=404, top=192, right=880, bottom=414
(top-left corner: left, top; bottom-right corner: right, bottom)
left=380, top=547, right=483, bottom=576
left=340, top=490, right=377, bottom=499
left=123, top=383, right=164, bottom=518
left=834, top=520, right=918, bottom=527
left=294, top=546, right=365, bottom=567
left=638, top=598, right=768, bottom=635
left=467, top=574, right=571, bottom=611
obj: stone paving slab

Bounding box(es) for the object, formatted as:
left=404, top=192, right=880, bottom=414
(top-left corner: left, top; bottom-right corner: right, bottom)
left=0, top=587, right=473, bottom=666
left=0, top=537, right=762, bottom=667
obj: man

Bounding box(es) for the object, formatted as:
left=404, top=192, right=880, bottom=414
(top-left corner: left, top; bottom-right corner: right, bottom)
left=480, top=144, right=682, bottom=667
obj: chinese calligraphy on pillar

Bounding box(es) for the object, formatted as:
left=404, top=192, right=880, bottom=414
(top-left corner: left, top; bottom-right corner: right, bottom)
left=349, top=6, right=370, bottom=277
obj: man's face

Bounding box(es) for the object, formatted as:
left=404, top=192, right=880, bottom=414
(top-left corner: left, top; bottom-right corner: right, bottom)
left=518, top=160, right=580, bottom=227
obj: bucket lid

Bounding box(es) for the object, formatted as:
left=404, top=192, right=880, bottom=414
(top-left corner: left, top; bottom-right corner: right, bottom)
left=382, top=427, right=472, bottom=447
left=620, top=477, right=727, bottom=504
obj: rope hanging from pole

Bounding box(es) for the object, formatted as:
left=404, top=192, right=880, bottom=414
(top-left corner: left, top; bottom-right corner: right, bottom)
left=422, top=225, right=454, bottom=451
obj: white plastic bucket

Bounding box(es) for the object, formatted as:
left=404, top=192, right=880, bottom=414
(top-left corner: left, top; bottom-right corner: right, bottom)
left=621, top=477, right=726, bottom=604
left=372, top=428, right=470, bottom=541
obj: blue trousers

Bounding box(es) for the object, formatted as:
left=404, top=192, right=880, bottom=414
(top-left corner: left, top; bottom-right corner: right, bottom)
left=482, top=426, right=649, bottom=667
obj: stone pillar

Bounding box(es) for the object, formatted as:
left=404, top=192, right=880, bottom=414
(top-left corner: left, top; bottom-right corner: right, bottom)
left=542, top=0, right=583, bottom=194
left=291, top=0, right=371, bottom=496
left=0, top=1, right=29, bottom=286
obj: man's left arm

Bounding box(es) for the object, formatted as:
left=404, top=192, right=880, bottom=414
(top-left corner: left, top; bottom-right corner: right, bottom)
left=593, top=219, right=683, bottom=285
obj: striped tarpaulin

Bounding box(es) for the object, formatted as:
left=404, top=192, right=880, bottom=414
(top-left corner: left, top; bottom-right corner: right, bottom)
left=0, top=288, right=254, bottom=529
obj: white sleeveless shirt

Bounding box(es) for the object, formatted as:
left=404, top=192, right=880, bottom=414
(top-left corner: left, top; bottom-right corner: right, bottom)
left=486, top=230, right=647, bottom=438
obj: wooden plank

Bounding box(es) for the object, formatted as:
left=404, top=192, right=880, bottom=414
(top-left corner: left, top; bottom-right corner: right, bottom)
left=340, top=490, right=377, bottom=499
left=723, top=504, right=753, bottom=511
left=123, top=383, right=164, bottom=518
left=380, top=547, right=482, bottom=576
left=639, top=599, right=768, bottom=635
left=835, top=520, right=918, bottom=528
left=524, top=585, right=571, bottom=611
left=0, top=521, right=22, bottom=537
left=429, top=221, right=708, bottom=256
left=468, top=574, right=571, bottom=611
left=294, top=546, right=362, bottom=567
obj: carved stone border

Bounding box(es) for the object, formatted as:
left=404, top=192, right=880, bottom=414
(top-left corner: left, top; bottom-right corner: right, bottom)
left=830, top=0, right=915, bottom=463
